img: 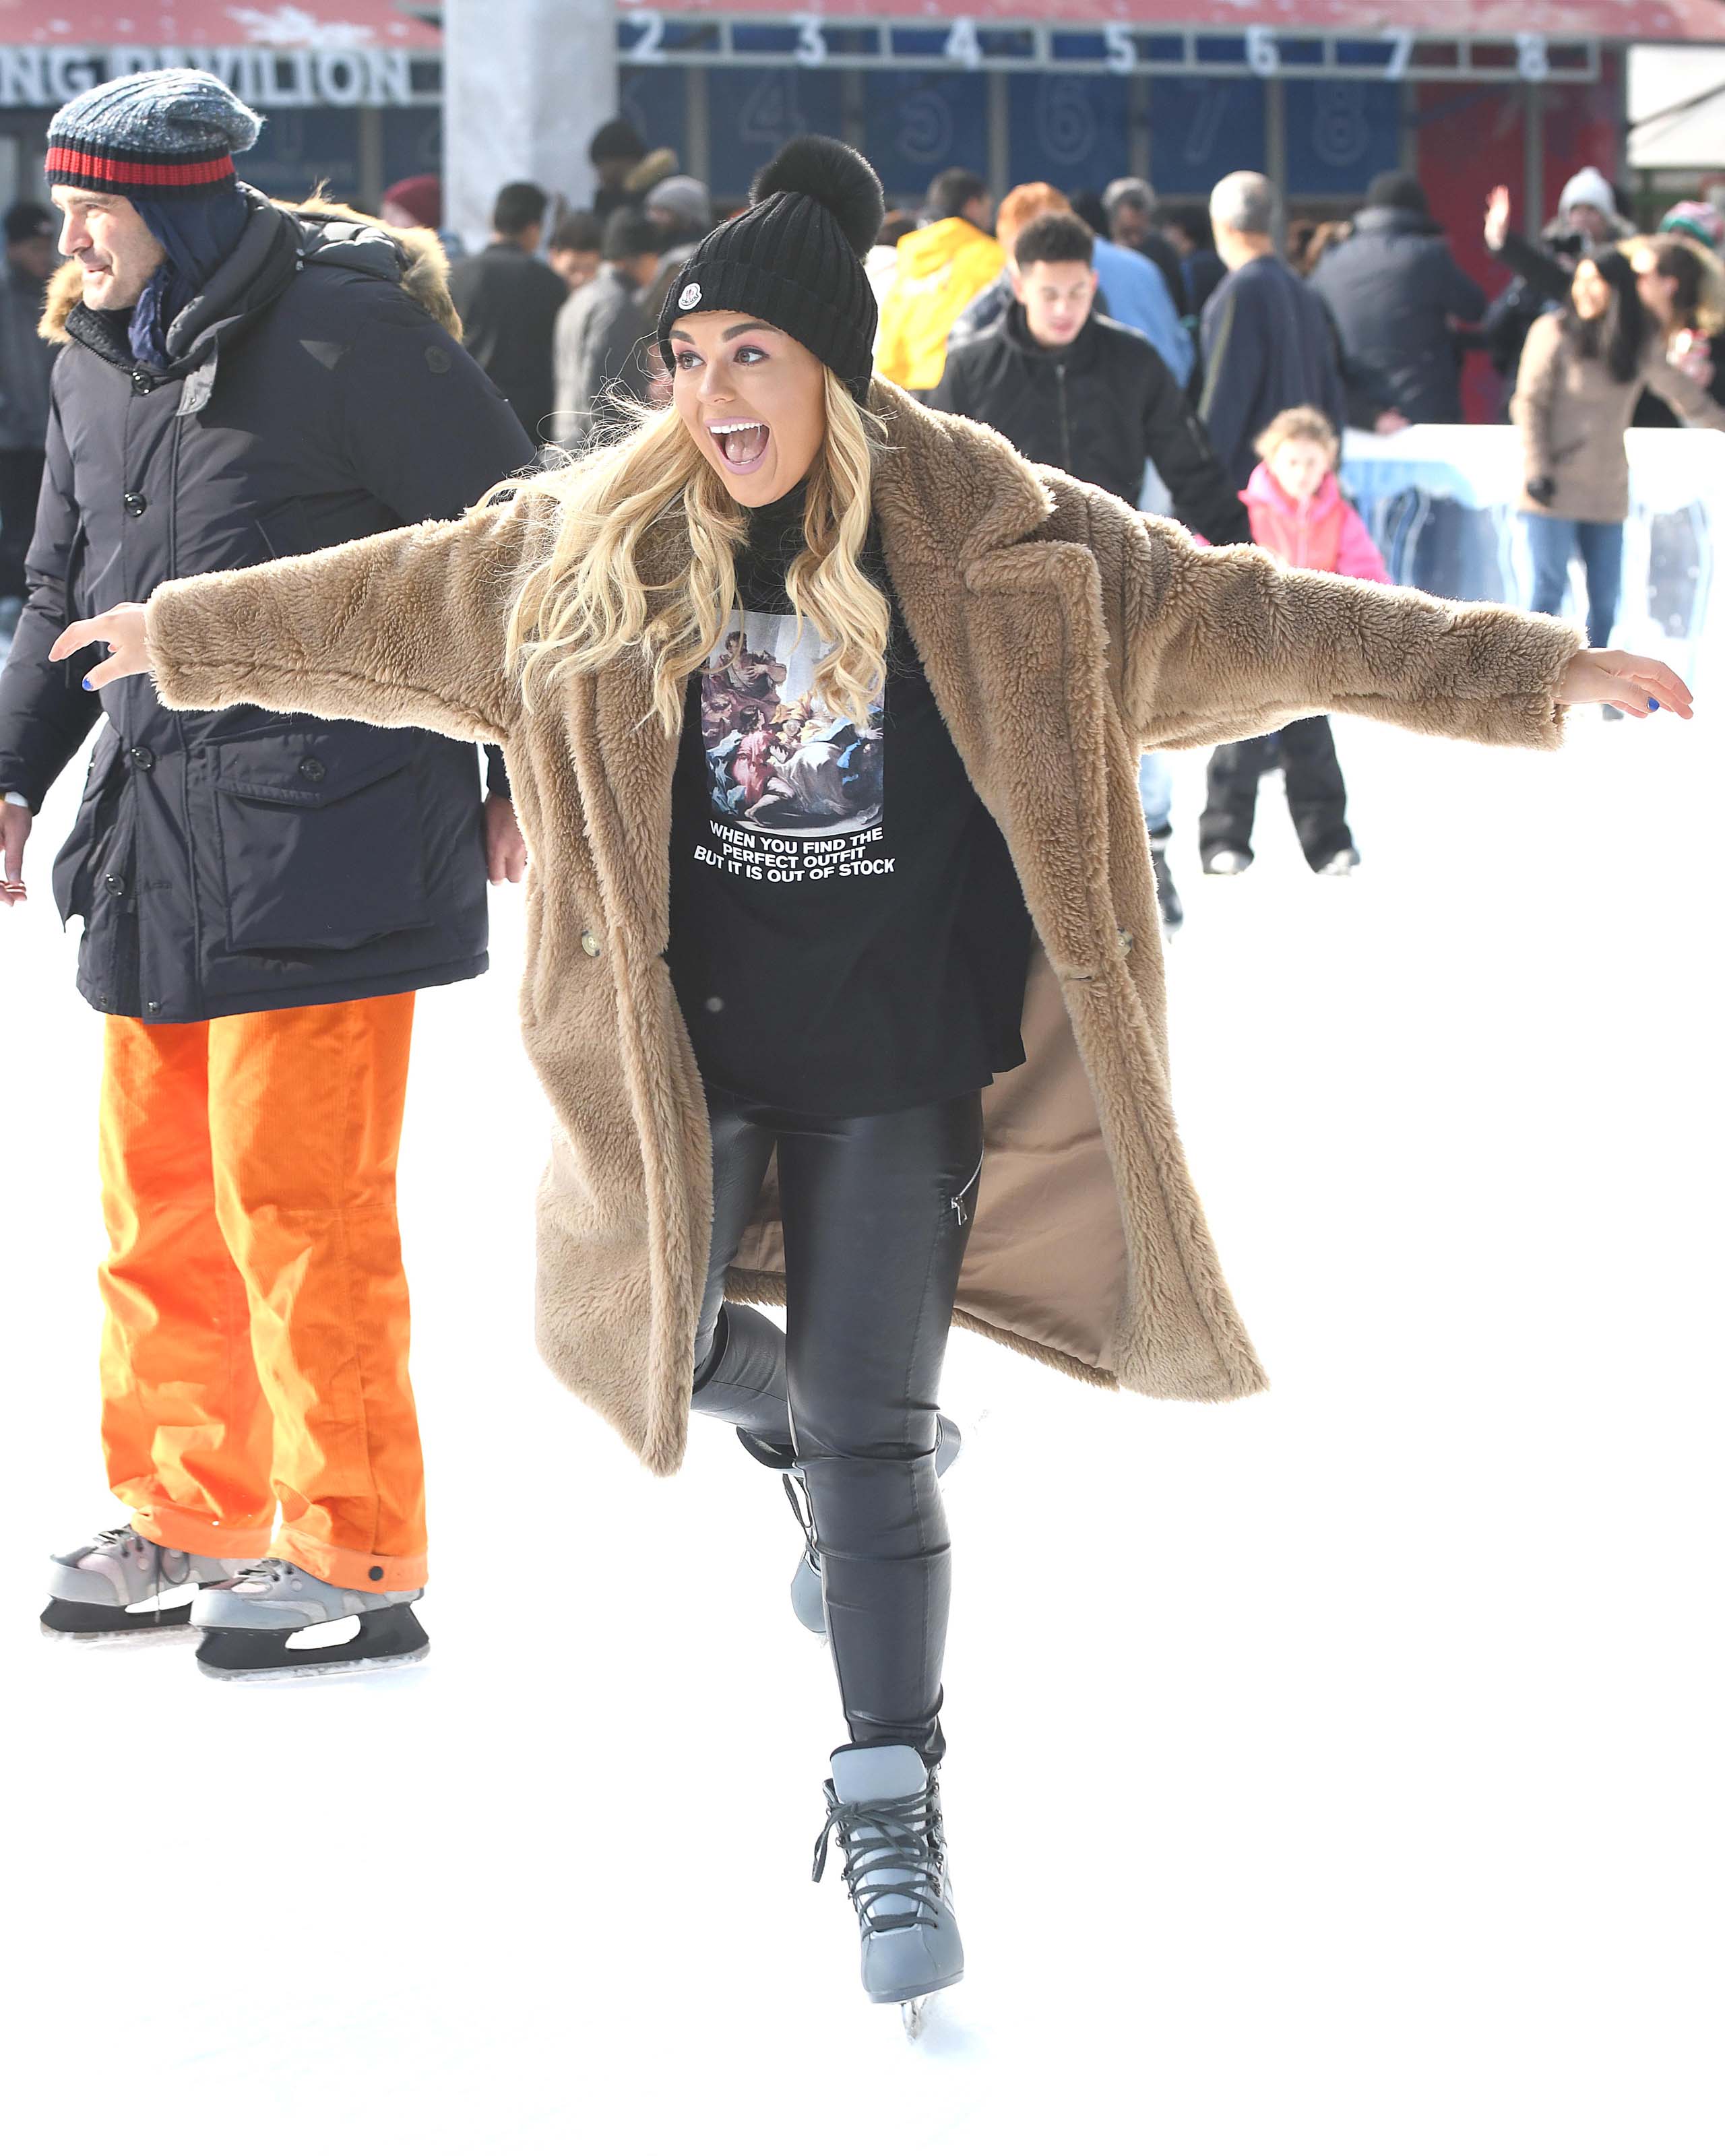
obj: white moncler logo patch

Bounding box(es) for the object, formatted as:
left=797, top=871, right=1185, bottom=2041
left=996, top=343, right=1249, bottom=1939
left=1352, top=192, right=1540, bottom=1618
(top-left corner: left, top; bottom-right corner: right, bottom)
left=678, top=281, right=702, bottom=310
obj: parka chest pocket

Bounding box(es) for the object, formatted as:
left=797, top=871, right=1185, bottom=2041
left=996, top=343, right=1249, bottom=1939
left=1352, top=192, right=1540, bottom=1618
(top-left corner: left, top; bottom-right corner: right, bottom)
left=213, top=728, right=435, bottom=953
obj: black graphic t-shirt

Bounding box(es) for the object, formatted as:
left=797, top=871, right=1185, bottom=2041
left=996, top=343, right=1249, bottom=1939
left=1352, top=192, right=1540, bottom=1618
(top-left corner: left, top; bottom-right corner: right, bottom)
left=666, top=488, right=1032, bottom=1116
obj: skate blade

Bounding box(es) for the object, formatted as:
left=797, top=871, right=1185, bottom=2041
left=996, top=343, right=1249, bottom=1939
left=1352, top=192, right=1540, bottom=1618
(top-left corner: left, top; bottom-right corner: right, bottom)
left=39, top=1595, right=198, bottom=1646
left=195, top=1602, right=429, bottom=1682
left=196, top=1643, right=429, bottom=1684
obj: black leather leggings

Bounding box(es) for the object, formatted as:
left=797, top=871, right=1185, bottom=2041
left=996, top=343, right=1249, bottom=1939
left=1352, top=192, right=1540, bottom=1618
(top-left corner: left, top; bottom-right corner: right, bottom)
left=689, top=1085, right=984, bottom=1765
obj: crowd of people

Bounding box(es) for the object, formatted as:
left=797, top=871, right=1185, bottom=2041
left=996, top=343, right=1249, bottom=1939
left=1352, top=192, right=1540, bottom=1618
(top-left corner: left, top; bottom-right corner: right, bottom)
left=0, top=69, right=1689, bottom=2033
left=11, top=115, right=1716, bottom=930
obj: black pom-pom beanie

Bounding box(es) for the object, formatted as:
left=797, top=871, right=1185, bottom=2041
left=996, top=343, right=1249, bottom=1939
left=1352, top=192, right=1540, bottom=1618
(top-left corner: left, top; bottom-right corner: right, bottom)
left=657, top=135, right=885, bottom=402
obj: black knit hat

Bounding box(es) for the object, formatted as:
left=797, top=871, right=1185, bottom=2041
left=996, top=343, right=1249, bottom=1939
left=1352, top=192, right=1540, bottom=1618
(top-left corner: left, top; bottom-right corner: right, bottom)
left=657, top=135, right=885, bottom=402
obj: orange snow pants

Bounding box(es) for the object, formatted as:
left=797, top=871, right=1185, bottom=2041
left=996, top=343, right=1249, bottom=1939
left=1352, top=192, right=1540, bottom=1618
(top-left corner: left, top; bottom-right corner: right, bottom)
left=96, top=992, right=426, bottom=1591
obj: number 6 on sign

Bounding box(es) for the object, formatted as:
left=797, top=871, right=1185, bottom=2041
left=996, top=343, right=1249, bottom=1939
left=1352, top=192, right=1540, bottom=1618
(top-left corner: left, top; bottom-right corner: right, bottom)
left=1245, top=27, right=1279, bottom=77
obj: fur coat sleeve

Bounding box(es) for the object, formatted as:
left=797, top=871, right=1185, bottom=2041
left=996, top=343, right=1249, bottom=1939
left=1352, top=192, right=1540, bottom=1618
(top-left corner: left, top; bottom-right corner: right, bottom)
left=145, top=493, right=546, bottom=742
left=1113, top=501, right=1583, bottom=755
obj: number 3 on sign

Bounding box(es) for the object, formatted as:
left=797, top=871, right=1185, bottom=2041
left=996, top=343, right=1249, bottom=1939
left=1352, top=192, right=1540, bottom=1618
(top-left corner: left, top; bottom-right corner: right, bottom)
left=792, top=14, right=826, bottom=66
left=945, top=16, right=982, bottom=69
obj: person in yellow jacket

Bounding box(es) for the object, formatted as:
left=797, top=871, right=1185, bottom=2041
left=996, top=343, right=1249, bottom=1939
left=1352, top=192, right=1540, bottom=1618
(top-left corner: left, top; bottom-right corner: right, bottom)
left=874, top=167, right=1002, bottom=392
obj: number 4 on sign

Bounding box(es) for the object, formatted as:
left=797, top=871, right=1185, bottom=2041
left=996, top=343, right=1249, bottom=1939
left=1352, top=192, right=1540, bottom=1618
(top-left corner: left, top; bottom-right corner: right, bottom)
left=945, top=17, right=981, bottom=69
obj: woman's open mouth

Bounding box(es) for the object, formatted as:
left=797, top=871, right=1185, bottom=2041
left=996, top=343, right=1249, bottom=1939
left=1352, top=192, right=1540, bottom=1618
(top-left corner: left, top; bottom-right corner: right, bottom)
left=710, top=420, right=770, bottom=475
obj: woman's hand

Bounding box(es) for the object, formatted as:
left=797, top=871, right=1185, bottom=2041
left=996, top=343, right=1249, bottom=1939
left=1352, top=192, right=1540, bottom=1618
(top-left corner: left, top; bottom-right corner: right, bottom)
left=49, top=602, right=150, bottom=689
left=484, top=792, right=528, bottom=884
left=1484, top=185, right=1511, bottom=253
left=1562, top=650, right=1693, bottom=720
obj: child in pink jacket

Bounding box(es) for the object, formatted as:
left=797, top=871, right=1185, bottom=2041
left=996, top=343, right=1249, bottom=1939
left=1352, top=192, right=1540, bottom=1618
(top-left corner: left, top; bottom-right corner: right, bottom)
left=1199, top=404, right=1391, bottom=877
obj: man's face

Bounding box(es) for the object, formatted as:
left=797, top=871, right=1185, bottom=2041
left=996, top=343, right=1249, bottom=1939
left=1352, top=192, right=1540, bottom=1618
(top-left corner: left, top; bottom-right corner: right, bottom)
left=549, top=247, right=600, bottom=293
left=1567, top=202, right=1610, bottom=245
left=1011, top=257, right=1098, bottom=348
left=1110, top=201, right=1152, bottom=248
left=8, top=230, right=58, bottom=281
left=964, top=193, right=995, bottom=233
left=51, top=186, right=166, bottom=311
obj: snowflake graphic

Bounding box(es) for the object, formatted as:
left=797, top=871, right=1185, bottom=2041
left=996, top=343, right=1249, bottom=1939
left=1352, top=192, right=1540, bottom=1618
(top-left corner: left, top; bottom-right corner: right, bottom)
left=226, top=6, right=379, bottom=47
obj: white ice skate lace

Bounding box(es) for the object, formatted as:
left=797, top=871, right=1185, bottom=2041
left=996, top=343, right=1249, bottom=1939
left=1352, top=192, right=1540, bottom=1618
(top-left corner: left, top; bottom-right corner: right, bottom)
left=812, top=1781, right=947, bottom=1930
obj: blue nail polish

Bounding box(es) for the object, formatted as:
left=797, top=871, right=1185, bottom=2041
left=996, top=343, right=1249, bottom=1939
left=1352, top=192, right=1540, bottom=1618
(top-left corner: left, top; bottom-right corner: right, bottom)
left=1648, top=697, right=1660, bottom=710
left=82, top=676, right=92, bottom=689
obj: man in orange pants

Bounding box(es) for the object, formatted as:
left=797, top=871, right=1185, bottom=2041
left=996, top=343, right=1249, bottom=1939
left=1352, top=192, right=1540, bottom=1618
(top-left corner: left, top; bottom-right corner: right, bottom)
left=0, top=71, right=533, bottom=1677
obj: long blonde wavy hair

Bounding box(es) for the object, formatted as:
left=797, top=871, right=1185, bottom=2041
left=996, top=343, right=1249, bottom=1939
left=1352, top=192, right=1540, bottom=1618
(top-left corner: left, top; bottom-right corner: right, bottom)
left=500, top=371, right=890, bottom=736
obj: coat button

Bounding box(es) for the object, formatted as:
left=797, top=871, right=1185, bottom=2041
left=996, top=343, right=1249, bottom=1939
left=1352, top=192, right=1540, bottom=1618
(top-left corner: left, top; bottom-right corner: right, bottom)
left=128, top=744, right=154, bottom=770
left=1119, top=928, right=1135, bottom=953
left=103, top=871, right=125, bottom=895
left=129, top=369, right=152, bottom=393
left=123, top=490, right=146, bottom=516
left=146, top=1000, right=160, bottom=1014
left=297, top=756, right=325, bottom=782
left=580, top=930, right=600, bottom=959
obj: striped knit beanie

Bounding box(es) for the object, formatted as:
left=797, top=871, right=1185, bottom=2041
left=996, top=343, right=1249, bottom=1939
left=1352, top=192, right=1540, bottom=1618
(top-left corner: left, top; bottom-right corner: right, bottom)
left=658, top=135, right=885, bottom=402
left=45, top=69, right=261, bottom=199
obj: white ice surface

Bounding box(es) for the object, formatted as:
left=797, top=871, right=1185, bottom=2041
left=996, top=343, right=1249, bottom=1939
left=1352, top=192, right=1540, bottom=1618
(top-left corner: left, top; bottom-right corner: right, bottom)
left=5, top=708, right=1720, bottom=2155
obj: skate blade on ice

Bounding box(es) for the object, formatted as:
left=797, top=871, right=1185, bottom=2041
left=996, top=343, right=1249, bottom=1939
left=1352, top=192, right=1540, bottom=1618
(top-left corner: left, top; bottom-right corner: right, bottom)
left=195, top=1603, right=429, bottom=1682
left=40, top=1587, right=200, bottom=1646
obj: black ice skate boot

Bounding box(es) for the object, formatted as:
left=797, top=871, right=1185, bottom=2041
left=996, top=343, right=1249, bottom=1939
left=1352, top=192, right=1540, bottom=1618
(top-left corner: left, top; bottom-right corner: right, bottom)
left=813, top=1742, right=964, bottom=2035
left=745, top=1418, right=963, bottom=1638
left=191, top=1559, right=427, bottom=1681
left=42, top=1525, right=247, bottom=1643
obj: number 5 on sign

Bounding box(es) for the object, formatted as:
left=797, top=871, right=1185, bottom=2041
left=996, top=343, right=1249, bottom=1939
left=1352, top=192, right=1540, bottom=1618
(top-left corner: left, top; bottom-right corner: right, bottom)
left=1103, top=24, right=1135, bottom=75
left=945, top=17, right=981, bottom=69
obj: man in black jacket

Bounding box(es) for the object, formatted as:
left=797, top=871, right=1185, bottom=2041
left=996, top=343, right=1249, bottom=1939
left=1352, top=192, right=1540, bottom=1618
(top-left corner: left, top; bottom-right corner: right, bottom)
left=446, top=179, right=568, bottom=443
left=932, top=210, right=1251, bottom=934
left=0, top=69, right=534, bottom=1677
left=931, top=211, right=1247, bottom=541
left=1308, top=172, right=1484, bottom=424
left=1200, top=170, right=1354, bottom=489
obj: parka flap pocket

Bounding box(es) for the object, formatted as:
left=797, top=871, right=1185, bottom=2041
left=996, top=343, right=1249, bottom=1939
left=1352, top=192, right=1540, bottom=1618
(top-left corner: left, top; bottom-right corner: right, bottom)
left=213, top=728, right=433, bottom=953
left=214, top=728, right=412, bottom=808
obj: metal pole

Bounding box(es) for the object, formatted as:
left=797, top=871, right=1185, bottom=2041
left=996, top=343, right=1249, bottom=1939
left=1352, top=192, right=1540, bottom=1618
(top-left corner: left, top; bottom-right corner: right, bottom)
left=444, top=0, right=620, bottom=253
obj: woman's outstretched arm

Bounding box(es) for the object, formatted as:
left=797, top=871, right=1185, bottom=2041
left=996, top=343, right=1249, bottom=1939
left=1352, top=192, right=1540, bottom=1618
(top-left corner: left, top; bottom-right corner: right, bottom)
left=1117, top=509, right=1689, bottom=755
left=50, top=492, right=550, bottom=746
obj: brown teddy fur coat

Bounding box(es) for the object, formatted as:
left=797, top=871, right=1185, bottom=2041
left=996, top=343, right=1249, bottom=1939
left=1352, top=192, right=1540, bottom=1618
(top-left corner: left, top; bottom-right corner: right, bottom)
left=143, top=382, right=1583, bottom=1473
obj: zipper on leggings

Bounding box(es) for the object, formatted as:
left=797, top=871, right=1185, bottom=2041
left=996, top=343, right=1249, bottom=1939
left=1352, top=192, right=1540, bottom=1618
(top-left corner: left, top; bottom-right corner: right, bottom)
left=950, top=1158, right=983, bottom=1228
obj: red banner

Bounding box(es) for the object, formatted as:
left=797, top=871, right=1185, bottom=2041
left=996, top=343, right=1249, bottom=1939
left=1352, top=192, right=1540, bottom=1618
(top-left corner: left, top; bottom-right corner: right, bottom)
left=4, top=3, right=438, bottom=46
left=633, top=0, right=1725, bottom=37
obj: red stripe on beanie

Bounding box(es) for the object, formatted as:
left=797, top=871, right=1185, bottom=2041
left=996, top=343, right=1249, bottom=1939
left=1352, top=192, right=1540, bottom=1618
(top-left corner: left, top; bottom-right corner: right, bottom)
left=46, top=146, right=237, bottom=189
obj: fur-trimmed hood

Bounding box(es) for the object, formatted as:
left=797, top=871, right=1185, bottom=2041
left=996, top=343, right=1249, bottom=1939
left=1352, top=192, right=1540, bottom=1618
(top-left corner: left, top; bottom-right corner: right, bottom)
left=40, top=188, right=458, bottom=346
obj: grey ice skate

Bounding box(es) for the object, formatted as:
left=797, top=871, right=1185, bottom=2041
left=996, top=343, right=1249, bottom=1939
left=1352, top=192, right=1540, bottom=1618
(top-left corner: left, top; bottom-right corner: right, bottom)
left=813, top=1743, right=964, bottom=2033
left=774, top=1418, right=963, bottom=1639
left=191, top=1558, right=427, bottom=1681
left=42, top=1525, right=246, bottom=1643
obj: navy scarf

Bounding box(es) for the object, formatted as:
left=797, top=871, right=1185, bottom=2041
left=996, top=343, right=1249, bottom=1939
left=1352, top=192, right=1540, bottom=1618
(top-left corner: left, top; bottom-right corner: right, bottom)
left=129, top=188, right=252, bottom=371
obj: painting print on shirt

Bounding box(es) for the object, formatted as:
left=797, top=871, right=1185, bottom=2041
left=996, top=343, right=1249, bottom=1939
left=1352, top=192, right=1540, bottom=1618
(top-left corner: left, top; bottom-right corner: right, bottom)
left=693, top=608, right=892, bottom=883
